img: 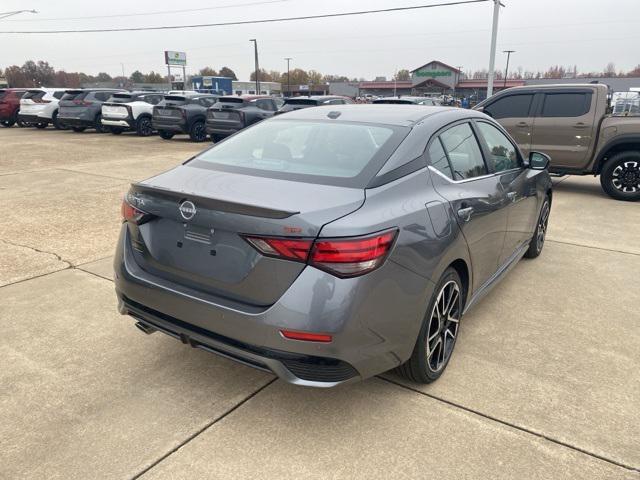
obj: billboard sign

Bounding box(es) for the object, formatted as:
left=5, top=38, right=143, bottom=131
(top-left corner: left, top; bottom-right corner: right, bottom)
left=165, top=51, right=187, bottom=66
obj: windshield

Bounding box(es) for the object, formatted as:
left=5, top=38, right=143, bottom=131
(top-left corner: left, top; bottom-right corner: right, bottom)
left=191, top=119, right=407, bottom=187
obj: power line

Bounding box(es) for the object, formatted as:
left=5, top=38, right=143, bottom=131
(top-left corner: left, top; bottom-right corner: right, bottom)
left=2, top=0, right=292, bottom=22
left=0, top=0, right=490, bottom=34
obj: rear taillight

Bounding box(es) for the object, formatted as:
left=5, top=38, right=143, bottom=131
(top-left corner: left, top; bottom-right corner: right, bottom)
left=243, top=229, right=397, bottom=278
left=35, top=99, right=51, bottom=104
left=73, top=99, right=92, bottom=106
left=121, top=198, right=146, bottom=224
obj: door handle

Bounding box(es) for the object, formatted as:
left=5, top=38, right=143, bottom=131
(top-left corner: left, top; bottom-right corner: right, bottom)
left=573, top=122, right=588, bottom=129
left=507, top=191, right=517, bottom=202
left=516, top=122, right=528, bottom=127
left=457, top=206, right=474, bottom=222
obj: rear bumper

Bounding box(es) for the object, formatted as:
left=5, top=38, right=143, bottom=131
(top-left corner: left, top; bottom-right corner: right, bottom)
left=205, top=119, right=243, bottom=136
left=17, top=113, right=43, bottom=124
left=102, top=118, right=134, bottom=128
left=57, top=117, right=95, bottom=128
left=113, top=225, right=433, bottom=386
left=152, top=119, right=187, bottom=133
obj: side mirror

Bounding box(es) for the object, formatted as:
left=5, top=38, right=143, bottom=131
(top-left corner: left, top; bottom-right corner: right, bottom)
left=528, top=151, right=551, bottom=170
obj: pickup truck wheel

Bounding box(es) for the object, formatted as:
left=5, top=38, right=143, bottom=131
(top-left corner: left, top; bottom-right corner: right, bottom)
left=158, top=130, right=174, bottom=140
left=72, top=127, right=86, bottom=133
left=600, top=151, right=640, bottom=201
left=189, top=120, right=207, bottom=142
left=1, top=120, right=15, bottom=127
left=136, top=116, right=153, bottom=136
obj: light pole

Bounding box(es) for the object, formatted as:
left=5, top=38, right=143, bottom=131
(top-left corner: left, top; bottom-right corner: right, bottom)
left=486, top=0, right=502, bottom=98
left=502, top=50, right=515, bottom=88
left=249, top=39, right=260, bottom=94
left=454, top=65, right=463, bottom=99
left=285, top=57, right=292, bottom=97
left=0, top=9, right=37, bottom=20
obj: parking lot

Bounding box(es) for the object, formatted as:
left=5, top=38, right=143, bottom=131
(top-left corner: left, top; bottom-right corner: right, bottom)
left=1, top=127, right=638, bottom=479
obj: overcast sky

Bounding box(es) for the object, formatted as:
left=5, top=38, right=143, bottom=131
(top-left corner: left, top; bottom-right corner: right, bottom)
left=1, top=0, right=639, bottom=80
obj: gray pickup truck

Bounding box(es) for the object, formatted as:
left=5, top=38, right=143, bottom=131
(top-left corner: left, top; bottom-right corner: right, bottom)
left=475, top=84, right=640, bottom=201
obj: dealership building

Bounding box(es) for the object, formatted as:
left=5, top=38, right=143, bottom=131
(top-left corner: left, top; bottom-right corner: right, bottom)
left=330, top=59, right=640, bottom=99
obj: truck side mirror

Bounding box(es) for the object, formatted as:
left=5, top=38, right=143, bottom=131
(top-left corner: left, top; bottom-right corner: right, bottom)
left=528, top=151, right=551, bottom=170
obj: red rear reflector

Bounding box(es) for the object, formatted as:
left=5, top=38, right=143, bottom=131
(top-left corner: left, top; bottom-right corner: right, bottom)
left=280, top=330, right=332, bottom=343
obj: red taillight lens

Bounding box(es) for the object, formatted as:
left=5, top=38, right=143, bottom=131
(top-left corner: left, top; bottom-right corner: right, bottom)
left=310, top=230, right=397, bottom=277
left=121, top=198, right=145, bottom=223
left=280, top=329, right=332, bottom=343
left=243, top=229, right=397, bottom=278
left=244, top=236, right=313, bottom=261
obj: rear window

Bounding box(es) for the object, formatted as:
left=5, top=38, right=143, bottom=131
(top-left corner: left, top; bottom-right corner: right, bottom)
left=62, top=92, right=85, bottom=101
left=541, top=92, right=592, bottom=117
left=109, top=93, right=134, bottom=103
left=23, top=91, right=45, bottom=100
left=53, top=91, right=65, bottom=99
left=285, top=99, right=319, bottom=106
left=191, top=119, right=407, bottom=187
left=484, top=94, right=533, bottom=119
left=218, top=97, right=245, bottom=104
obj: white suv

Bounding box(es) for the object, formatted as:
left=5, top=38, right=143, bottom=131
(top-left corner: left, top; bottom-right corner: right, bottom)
left=101, top=91, right=164, bottom=136
left=18, top=88, right=68, bottom=129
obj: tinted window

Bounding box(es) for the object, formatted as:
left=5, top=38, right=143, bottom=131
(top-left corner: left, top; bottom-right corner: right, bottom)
left=439, top=123, right=487, bottom=180
left=477, top=122, right=520, bottom=172
left=195, top=120, right=397, bottom=181
left=484, top=94, right=533, bottom=119
left=428, top=138, right=453, bottom=178
left=541, top=93, right=591, bottom=117
left=53, top=91, right=65, bottom=99
left=255, top=99, right=275, bottom=111
left=93, top=92, right=113, bottom=101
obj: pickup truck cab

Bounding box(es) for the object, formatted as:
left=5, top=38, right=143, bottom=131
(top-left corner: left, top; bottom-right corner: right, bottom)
left=101, top=92, right=164, bottom=136
left=152, top=93, right=218, bottom=142
left=205, top=95, right=280, bottom=141
left=475, top=84, right=640, bottom=201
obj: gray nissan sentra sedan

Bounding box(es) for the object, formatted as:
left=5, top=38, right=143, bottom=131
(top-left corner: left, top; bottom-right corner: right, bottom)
left=114, top=105, right=552, bottom=387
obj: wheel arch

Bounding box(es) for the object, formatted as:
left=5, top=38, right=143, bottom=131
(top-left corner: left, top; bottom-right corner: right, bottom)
left=594, top=135, right=640, bottom=174
left=449, top=259, right=470, bottom=306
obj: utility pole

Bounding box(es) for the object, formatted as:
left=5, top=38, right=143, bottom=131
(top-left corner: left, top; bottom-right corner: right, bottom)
left=250, top=39, right=260, bottom=94
left=502, top=50, right=515, bottom=88
left=486, top=0, right=502, bottom=98
left=454, top=65, right=463, bottom=99
left=0, top=9, right=37, bottom=20
left=285, top=57, right=292, bottom=97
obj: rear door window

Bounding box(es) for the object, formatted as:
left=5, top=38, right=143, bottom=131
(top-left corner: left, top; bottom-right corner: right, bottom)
left=484, top=94, right=533, bottom=119
left=439, top=123, right=487, bottom=180
left=255, top=99, right=276, bottom=111
left=540, top=92, right=592, bottom=117
left=428, top=138, right=453, bottom=178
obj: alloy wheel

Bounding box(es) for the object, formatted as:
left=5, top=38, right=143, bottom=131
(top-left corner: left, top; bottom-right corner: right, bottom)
left=536, top=201, right=550, bottom=253
left=426, top=280, right=461, bottom=373
left=139, top=118, right=153, bottom=136
left=611, top=161, right=640, bottom=193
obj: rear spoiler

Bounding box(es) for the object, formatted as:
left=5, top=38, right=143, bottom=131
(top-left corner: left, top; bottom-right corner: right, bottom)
left=129, top=183, right=299, bottom=219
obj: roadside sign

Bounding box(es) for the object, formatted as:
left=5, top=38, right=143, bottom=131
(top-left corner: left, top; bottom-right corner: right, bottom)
left=299, top=85, right=309, bottom=91
left=164, top=51, right=187, bottom=66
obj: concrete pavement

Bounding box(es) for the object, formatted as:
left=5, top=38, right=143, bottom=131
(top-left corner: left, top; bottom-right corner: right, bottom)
left=1, top=127, right=638, bottom=479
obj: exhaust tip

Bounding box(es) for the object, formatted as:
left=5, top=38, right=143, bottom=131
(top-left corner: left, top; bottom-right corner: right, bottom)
left=134, top=321, right=157, bottom=335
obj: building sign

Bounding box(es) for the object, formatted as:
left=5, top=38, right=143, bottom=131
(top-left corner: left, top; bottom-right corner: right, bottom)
left=164, top=51, right=187, bottom=66
left=203, top=77, right=213, bottom=87
left=299, top=85, right=310, bottom=91
left=415, top=69, right=452, bottom=78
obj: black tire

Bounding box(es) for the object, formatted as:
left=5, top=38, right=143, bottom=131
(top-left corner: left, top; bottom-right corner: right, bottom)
left=17, top=119, right=28, bottom=128
left=189, top=120, right=207, bottom=142
left=158, top=130, right=174, bottom=140
left=135, top=116, right=153, bottom=137
left=0, top=120, right=15, bottom=127
left=110, top=127, right=124, bottom=135
left=524, top=196, right=551, bottom=259
left=52, top=111, right=64, bottom=130
left=72, top=127, right=86, bottom=133
left=599, top=151, right=640, bottom=201
left=36, top=121, right=48, bottom=129
left=94, top=114, right=107, bottom=133
left=397, top=267, right=464, bottom=383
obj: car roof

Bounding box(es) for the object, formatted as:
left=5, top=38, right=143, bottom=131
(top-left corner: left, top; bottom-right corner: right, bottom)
left=274, top=104, right=477, bottom=126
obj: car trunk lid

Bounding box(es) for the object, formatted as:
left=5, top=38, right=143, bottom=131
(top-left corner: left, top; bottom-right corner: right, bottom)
left=125, top=165, right=364, bottom=306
